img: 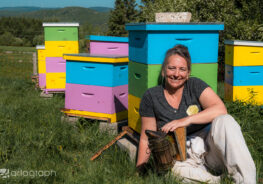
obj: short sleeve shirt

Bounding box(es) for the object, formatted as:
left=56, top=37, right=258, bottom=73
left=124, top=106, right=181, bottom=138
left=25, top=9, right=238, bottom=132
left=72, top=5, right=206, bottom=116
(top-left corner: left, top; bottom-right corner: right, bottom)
left=139, top=77, right=210, bottom=135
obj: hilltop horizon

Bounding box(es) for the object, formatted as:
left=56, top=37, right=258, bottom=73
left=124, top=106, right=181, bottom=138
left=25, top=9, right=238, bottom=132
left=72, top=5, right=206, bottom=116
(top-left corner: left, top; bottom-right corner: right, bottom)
left=0, top=0, right=141, bottom=9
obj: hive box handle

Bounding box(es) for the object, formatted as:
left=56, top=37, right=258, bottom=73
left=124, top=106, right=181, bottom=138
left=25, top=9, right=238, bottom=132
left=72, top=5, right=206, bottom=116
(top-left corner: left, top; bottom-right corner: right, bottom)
left=120, top=66, right=127, bottom=70
left=134, top=107, right=139, bottom=114
left=82, top=93, right=94, bottom=97
left=175, top=38, right=192, bottom=41
left=134, top=73, right=141, bottom=79
left=119, top=93, right=126, bottom=97
left=107, top=47, right=118, bottom=50
left=82, top=66, right=95, bottom=70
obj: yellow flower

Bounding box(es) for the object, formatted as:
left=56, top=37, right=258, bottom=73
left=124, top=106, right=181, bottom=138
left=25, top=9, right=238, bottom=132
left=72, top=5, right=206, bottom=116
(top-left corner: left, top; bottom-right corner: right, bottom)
left=58, top=145, right=63, bottom=151
left=186, top=105, right=199, bottom=116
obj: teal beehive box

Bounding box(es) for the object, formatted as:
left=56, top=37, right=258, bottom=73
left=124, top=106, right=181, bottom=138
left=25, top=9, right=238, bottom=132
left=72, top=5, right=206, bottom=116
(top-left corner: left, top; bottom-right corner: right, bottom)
left=125, top=23, right=224, bottom=64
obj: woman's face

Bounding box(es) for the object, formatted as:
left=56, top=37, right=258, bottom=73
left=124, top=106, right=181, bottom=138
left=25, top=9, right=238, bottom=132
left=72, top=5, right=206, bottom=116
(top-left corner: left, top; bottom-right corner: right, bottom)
left=163, top=54, right=190, bottom=90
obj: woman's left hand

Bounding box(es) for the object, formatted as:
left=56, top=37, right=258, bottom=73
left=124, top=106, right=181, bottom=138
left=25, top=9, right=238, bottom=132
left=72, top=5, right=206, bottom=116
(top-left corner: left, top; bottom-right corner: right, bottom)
left=161, top=117, right=190, bottom=133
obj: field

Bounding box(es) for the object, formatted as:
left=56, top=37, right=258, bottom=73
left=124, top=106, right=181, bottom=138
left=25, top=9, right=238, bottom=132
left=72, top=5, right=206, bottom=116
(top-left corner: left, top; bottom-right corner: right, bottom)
left=0, top=46, right=262, bottom=183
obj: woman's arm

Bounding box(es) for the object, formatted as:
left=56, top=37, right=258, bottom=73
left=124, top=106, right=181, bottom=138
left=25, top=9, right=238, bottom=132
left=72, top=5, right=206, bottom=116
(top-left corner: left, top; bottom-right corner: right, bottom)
left=161, top=87, right=227, bottom=133
left=136, top=117, right=157, bottom=167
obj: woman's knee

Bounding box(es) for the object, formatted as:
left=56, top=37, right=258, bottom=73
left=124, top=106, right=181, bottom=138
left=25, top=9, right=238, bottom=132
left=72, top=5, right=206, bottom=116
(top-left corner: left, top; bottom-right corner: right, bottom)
left=212, top=114, right=241, bottom=130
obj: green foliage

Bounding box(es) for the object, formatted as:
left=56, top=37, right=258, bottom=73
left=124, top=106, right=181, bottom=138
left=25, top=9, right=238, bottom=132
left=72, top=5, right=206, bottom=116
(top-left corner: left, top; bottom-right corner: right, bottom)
left=137, top=0, right=263, bottom=41
left=0, top=46, right=262, bottom=183
left=0, top=7, right=109, bottom=47
left=137, top=0, right=185, bottom=22
left=0, top=7, right=110, bottom=25
left=107, top=0, right=138, bottom=36
left=0, top=17, right=44, bottom=47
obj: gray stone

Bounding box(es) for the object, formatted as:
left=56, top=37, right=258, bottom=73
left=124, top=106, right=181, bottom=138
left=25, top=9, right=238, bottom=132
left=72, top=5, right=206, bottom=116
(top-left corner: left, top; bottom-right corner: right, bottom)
left=99, top=120, right=128, bottom=135
left=61, top=115, right=78, bottom=125
left=155, top=12, right=192, bottom=23
left=40, top=91, right=53, bottom=98
left=117, top=138, right=138, bottom=162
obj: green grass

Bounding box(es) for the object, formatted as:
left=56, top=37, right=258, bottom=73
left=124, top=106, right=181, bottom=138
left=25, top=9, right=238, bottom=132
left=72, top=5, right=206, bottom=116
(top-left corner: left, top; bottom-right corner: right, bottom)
left=0, top=46, right=262, bottom=183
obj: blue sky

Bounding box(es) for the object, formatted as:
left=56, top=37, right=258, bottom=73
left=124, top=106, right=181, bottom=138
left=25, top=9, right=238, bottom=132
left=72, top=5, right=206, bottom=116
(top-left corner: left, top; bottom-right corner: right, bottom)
left=0, top=0, right=141, bottom=8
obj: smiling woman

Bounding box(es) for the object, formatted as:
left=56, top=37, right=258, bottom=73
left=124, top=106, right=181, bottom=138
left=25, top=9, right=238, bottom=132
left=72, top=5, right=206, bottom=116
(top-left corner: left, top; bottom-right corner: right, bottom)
left=136, top=45, right=256, bottom=184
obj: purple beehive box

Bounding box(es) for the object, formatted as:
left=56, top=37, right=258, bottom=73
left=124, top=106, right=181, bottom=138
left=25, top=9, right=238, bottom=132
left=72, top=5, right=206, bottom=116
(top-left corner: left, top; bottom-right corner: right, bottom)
left=46, top=57, right=66, bottom=73
left=38, top=73, right=46, bottom=88
left=88, top=35, right=129, bottom=56
left=65, top=83, right=128, bottom=114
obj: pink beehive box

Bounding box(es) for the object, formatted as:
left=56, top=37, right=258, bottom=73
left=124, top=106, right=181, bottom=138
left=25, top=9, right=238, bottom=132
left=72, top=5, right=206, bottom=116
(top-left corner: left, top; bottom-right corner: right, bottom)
left=46, top=57, right=66, bottom=73
left=88, top=35, right=129, bottom=56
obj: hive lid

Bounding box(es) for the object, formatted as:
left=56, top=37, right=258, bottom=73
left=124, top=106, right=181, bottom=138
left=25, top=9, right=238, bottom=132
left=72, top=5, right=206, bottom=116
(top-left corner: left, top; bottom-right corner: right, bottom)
left=224, top=40, right=263, bottom=46
left=87, top=35, right=128, bottom=43
left=125, top=22, right=224, bottom=31
left=42, top=22, right=79, bottom=27
left=64, top=53, right=129, bottom=63
left=36, top=45, right=45, bottom=49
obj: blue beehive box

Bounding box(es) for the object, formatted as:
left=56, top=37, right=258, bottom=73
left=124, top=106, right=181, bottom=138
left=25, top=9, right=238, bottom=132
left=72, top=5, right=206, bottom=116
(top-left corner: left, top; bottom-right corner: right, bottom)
left=125, top=23, right=224, bottom=64
left=65, top=53, right=129, bottom=87
left=225, top=65, right=263, bottom=86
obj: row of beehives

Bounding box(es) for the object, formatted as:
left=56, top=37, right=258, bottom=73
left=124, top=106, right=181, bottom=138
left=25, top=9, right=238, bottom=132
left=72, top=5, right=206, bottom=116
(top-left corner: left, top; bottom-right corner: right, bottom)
left=37, top=23, right=79, bottom=94
left=36, top=22, right=263, bottom=134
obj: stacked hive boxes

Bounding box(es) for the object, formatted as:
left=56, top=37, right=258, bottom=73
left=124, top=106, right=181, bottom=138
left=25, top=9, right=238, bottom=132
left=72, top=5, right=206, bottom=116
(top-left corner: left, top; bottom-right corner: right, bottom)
left=63, top=54, right=129, bottom=123
left=88, top=35, right=129, bottom=55
left=43, top=22, right=79, bottom=93
left=125, top=23, right=224, bottom=133
left=36, top=45, right=46, bottom=88
left=224, top=40, right=263, bottom=105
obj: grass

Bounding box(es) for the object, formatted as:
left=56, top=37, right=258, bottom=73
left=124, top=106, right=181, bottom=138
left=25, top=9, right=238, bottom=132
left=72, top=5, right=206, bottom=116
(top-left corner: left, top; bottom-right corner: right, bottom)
left=0, top=46, right=262, bottom=183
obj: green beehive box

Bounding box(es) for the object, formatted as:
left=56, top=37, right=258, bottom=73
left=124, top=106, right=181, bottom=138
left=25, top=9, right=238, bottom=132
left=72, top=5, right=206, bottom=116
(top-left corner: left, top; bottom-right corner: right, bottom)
left=43, top=23, right=79, bottom=41
left=129, top=61, right=218, bottom=98
left=129, top=60, right=162, bottom=98
left=190, top=63, right=218, bottom=93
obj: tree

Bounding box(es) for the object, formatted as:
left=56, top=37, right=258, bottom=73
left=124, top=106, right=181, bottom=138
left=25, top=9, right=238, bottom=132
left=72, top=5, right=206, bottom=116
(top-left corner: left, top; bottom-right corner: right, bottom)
left=137, top=0, right=263, bottom=41
left=107, top=0, right=138, bottom=36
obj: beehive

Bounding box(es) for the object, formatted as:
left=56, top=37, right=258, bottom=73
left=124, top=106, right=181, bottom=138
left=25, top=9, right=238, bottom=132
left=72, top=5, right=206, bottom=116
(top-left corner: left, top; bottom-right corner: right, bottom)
left=42, top=22, right=79, bottom=93
left=64, top=53, right=129, bottom=123
left=126, top=22, right=224, bottom=133
left=36, top=45, right=46, bottom=88
left=224, top=40, right=263, bottom=105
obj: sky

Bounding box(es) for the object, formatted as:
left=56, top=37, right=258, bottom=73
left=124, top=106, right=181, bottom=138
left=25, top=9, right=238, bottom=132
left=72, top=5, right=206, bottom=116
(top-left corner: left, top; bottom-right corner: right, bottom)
left=0, top=0, right=142, bottom=8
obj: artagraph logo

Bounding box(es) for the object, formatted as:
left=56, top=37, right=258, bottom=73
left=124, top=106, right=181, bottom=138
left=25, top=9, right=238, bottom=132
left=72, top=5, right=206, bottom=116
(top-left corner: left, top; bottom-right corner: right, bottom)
left=0, top=169, right=9, bottom=178
left=0, top=169, right=56, bottom=178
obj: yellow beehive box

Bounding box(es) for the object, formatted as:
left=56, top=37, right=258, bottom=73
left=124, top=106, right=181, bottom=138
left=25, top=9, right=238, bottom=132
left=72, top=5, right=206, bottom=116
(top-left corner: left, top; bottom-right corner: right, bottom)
left=128, top=94, right=141, bottom=133
left=224, top=82, right=263, bottom=105
left=36, top=45, right=46, bottom=74
left=45, top=41, right=79, bottom=57
left=62, top=109, right=127, bottom=123
left=225, top=40, right=263, bottom=66
left=46, top=72, right=66, bottom=89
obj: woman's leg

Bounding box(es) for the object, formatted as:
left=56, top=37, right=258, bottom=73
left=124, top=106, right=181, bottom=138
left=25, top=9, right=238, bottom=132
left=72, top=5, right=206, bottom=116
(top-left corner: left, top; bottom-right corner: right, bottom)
left=172, top=129, right=220, bottom=183
left=205, top=114, right=256, bottom=184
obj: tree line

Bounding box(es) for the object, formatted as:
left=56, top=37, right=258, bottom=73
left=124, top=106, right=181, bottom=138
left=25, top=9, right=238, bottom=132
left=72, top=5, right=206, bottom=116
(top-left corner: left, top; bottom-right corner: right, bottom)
left=0, top=17, right=44, bottom=47
left=0, top=16, right=106, bottom=49
left=108, top=0, right=263, bottom=42
left=1, top=0, right=263, bottom=48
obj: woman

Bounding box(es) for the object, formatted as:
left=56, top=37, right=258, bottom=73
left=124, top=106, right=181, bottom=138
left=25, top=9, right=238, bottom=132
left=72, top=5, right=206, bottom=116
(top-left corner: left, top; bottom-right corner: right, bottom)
left=137, top=45, right=256, bottom=183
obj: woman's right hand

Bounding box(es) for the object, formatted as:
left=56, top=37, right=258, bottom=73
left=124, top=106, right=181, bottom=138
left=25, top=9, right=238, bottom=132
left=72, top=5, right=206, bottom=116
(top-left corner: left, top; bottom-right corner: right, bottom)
left=161, top=117, right=191, bottom=133
left=136, top=117, right=157, bottom=167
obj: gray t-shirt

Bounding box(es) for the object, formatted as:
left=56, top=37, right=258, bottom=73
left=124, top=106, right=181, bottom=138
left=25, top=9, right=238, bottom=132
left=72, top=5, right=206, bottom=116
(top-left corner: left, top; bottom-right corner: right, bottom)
left=139, top=77, right=209, bottom=135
